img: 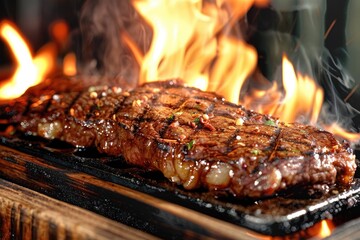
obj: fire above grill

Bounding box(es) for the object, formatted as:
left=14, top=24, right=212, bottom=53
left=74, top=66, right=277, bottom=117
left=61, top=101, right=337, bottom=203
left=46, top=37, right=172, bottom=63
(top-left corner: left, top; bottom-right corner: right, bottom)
left=0, top=129, right=359, bottom=239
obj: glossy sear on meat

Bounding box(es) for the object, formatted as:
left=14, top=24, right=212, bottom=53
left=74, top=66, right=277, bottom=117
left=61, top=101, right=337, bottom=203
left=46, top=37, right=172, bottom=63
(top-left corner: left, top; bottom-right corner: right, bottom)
left=0, top=79, right=357, bottom=198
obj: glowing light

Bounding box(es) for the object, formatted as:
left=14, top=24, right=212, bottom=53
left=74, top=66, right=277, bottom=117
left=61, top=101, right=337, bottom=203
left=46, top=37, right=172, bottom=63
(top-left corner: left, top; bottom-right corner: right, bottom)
left=318, top=220, right=334, bottom=239
left=50, top=19, right=69, bottom=46
left=242, top=55, right=324, bottom=125
left=63, top=52, right=77, bottom=76
left=125, top=0, right=359, bottom=143
left=324, top=123, right=360, bottom=142
left=129, top=0, right=266, bottom=103
left=0, top=20, right=57, bottom=100
left=277, top=55, right=324, bottom=124
left=0, top=21, right=37, bottom=99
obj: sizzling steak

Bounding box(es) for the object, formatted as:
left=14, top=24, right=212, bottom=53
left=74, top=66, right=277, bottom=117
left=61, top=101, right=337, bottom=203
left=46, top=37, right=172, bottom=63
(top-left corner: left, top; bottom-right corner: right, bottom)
left=0, top=79, right=357, bottom=198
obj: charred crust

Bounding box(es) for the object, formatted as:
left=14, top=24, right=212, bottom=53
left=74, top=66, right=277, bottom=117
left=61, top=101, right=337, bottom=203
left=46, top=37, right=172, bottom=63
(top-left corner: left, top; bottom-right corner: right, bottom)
left=4, top=79, right=356, bottom=199
left=65, top=91, right=83, bottom=115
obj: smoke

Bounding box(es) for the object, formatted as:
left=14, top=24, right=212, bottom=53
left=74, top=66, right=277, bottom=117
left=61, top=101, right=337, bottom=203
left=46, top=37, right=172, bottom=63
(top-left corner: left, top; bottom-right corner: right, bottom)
left=318, top=50, right=359, bottom=131
left=247, top=0, right=360, bottom=132
left=79, top=0, right=151, bottom=87
left=314, top=0, right=359, bottom=131
left=78, top=0, right=359, bottom=132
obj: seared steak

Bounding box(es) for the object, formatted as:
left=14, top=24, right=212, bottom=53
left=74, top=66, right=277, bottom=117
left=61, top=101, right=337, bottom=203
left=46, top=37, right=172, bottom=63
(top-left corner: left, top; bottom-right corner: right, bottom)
left=0, top=79, right=357, bottom=198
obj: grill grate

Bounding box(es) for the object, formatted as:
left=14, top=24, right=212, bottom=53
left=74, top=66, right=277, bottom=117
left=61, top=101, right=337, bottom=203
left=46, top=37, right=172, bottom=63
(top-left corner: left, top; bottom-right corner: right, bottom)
left=0, top=132, right=359, bottom=237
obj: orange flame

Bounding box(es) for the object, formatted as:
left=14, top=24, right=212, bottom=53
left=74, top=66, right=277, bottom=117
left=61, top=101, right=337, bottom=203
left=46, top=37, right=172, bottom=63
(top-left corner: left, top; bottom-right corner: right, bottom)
left=278, top=56, right=324, bottom=124
left=0, top=3, right=358, bottom=143
left=318, top=219, right=334, bottom=239
left=324, top=123, right=360, bottom=142
left=50, top=19, right=69, bottom=47
left=0, top=20, right=57, bottom=100
left=242, top=56, right=359, bottom=142
left=243, top=55, right=324, bottom=125
left=63, top=52, right=77, bottom=76
left=131, top=0, right=265, bottom=103
left=127, top=0, right=360, bottom=143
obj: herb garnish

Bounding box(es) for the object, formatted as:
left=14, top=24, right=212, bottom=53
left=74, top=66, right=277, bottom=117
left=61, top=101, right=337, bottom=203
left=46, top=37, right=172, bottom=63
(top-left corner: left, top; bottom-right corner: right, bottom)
left=291, top=149, right=301, bottom=153
left=193, top=117, right=200, bottom=125
left=264, top=119, right=276, bottom=127
left=186, top=140, right=195, bottom=150
left=251, top=149, right=260, bottom=155
left=167, top=114, right=175, bottom=122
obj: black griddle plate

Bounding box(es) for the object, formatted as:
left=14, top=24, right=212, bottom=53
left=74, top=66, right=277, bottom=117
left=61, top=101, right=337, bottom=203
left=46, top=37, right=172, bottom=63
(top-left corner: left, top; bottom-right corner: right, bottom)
left=0, top=133, right=359, bottom=238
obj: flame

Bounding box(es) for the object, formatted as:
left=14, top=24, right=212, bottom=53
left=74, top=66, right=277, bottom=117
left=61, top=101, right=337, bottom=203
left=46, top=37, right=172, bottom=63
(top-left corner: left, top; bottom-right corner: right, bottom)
left=0, top=3, right=357, bottom=142
left=127, top=1, right=360, bottom=143
left=129, top=0, right=322, bottom=119
left=241, top=55, right=324, bottom=125
left=50, top=19, right=69, bottom=47
left=0, top=20, right=57, bottom=100
left=130, top=0, right=265, bottom=103
left=267, top=55, right=323, bottom=124
left=278, top=56, right=324, bottom=124
left=242, top=56, right=359, bottom=142
left=63, top=52, right=77, bottom=76
left=129, top=0, right=324, bottom=119
left=318, top=219, right=334, bottom=239
left=324, top=123, right=360, bottom=142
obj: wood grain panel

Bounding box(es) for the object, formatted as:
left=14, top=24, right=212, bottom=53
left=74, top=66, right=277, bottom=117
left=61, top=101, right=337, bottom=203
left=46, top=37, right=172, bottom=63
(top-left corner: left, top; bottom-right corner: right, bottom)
left=0, top=178, right=157, bottom=240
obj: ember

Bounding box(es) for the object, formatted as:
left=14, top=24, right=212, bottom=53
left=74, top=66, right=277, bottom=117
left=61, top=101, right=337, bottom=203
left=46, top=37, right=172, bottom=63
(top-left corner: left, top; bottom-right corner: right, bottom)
left=63, top=52, right=77, bottom=76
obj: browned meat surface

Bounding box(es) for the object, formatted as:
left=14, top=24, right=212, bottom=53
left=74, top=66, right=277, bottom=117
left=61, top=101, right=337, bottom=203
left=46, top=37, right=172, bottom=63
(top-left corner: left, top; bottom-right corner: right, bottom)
left=0, top=78, right=357, bottom=198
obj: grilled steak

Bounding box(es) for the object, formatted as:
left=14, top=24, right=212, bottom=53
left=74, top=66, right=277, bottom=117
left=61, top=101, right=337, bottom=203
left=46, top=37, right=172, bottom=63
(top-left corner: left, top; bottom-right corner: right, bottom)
left=0, top=78, right=357, bottom=198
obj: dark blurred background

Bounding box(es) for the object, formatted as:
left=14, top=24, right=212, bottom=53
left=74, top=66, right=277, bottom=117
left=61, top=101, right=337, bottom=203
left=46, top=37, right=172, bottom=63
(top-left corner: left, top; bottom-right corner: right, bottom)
left=0, top=0, right=84, bottom=69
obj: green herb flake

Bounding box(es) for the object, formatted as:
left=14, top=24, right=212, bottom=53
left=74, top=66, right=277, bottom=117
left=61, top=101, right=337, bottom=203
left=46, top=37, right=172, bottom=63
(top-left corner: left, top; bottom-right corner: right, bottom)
left=186, top=140, right=195, bottom=150
left=167, top=114, right=175, bottom=121
left=291, top=149, right=301, bottom=153
left=194, top=117, right=200, bottom=124
left=251, top=149, right=260, bottom=155
left=264, top=120, right=276, bottom=127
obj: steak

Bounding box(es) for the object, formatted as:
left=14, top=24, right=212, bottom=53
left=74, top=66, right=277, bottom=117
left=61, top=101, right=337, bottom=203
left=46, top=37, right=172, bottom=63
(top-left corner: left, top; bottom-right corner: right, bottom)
left=0, top=78, right=357, bottom=198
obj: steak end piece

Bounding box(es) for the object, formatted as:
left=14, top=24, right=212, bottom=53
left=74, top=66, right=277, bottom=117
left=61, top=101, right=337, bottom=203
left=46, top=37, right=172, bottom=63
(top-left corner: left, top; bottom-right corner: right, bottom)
left=0, top=78, right=357, bottom=199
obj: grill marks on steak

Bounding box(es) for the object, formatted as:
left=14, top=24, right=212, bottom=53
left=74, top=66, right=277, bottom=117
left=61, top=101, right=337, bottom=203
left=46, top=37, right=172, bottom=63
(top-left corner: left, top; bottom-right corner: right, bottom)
left=0, top=79, right=357, bottom=198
